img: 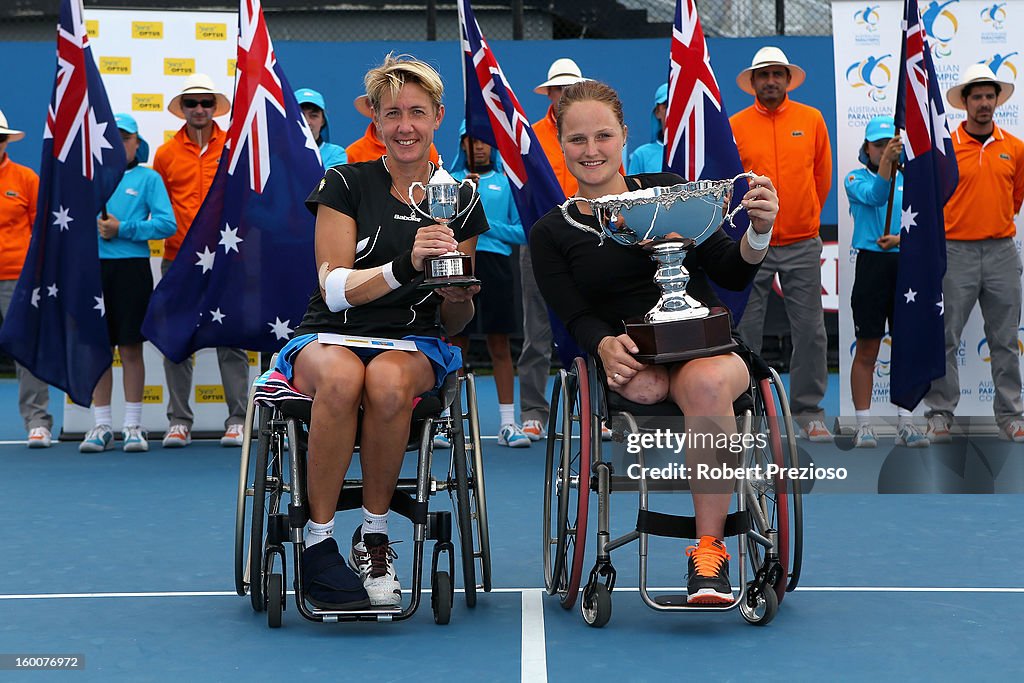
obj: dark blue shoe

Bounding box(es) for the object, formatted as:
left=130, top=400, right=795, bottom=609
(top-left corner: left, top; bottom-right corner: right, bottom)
left=301, top=538, right=371, bottom=610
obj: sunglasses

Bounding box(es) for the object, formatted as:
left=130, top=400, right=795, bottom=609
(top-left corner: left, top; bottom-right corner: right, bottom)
left=182, top=98, right=216, bottom=109
left=0, top=134, right=8, bottom=143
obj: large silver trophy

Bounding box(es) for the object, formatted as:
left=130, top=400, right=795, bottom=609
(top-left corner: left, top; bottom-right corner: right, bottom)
left=410, top=157, right=481, bottom=289
left=559, top=172, right=755, bottom=363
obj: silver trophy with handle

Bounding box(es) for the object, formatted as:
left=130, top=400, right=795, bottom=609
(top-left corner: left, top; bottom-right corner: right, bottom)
left=558, top=172, right=755, bottom=363
left=410, top=157, right=481, bottom=289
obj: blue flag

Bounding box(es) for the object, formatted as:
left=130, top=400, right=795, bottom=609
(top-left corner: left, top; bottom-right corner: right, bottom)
left=890, top=0, right=959, bottom=410
left=457, top=0, right=583, bottom=366
left=0, top=0, right=127, bottom=406
left=663, top=0, right=752, bottom=323
left=142, top=0, right=322, bottom=363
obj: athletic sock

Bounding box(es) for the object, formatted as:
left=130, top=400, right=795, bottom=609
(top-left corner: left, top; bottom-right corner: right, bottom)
left=93, top=405, right=113, bottom=429
left=499, top=403, right=515, bottom=429
left=305, top=518, right=334, bottom=548
left=361, top=507, right=388, bottom=538
left=855, top=410, right=870, bottom=426
left=896, top=407, right=913, bottom=426
left=123, top=402, right=142, bottom=428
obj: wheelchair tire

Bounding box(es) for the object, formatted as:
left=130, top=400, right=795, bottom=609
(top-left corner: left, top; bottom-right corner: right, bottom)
left=449, top=383, right=477, bottom=608
left=234, top=388, right=260, bottom=597
left=765, top=368, right=804, bottom=594
left=542, top=358, right=591, bottom=609
left=267, top=573, right=284, bottom=629
left=740, top=580, right=778, bottom=626
left=581, top=583, right=611, bottom=629
left=248, top=405, right=272, bottom=613
left=432, top=571, right=452, bottom=625
left=464, top=374, right=492, bottom=593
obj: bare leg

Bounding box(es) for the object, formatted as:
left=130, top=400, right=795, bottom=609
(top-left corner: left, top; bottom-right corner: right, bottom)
left=359, top=351, right=436, bottom=514
left=119, top=343, right=146, bottom=404
left=486, top=333, right=515, bottom=406
left=92, top=367, right=114, bottom=408
left=292, top=344, right=366, bottom=524
left=669, top=354, right=750, bottom=539
left=851, top=338, right=880, bottom=412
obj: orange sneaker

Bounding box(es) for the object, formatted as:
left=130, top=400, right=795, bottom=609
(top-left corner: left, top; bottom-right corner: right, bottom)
left=685, top=536, right=733, bottom=604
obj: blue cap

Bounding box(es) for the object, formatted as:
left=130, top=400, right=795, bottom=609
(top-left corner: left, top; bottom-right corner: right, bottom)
left=295, top=87, right=330, bottom=142
left=865, top=115, right=895, bottom=142
left=653, top=83, right=669, bottom=108
left=651, top=83, right=669, bottom=143
left=115, top=113, right=149, bottom=163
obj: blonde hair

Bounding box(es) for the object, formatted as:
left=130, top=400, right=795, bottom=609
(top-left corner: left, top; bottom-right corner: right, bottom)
left=364, top=53, right=444, bottom=113
left=556, top=80, right=625, bottom=138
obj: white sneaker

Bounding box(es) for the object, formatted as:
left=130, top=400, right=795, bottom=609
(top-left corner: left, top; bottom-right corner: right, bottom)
left=895, top=422, right=930, bottom=448
left=432, top=433, right=451, bottom=449
left=852, top=424, right=878, bottom=448
left=497, top=423, right=531, bottom=448
left=801, top=419, right=833, bottom=442
left=521, top=419, right=546, bottom=441
left=79, top=425, right=114, bottom=453
left=122, top=425, right=149, bottom=453
left=1000, top=419, right=1024, bottom=443
left=27, top=426, right=52, bottom=449
left=220, top=424, right=244, bottom=447
left=162, top=424, right=191, bottom=448
left=926, top=414, right=952, bottom=444
left=349, top=529, right=401, bottom=607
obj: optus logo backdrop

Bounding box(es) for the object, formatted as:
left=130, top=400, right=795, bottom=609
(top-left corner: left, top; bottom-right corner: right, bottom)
left=833, top=0, right=1024, bottom=418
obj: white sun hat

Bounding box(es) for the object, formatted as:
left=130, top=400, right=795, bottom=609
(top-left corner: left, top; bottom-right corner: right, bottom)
left=735, top=46, right=806, bottom=95
left=945, top=63, right=1014, bottom=110
left=0, top=109, right=26, bottom=142
left=167, top=73, right=231, bottom=119
left=533, top=58, right=589, bottom=94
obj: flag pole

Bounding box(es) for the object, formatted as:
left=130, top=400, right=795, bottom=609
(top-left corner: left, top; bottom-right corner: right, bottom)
left=885, top=1, right=911, bottom=238
left=882, top=147, right=899, bottom=237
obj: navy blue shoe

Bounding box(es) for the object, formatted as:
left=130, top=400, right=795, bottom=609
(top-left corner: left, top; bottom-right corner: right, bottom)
left=301, top=538, right=371, bottom=610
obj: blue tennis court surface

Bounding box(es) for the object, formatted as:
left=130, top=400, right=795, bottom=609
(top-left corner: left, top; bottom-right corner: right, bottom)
left=1, top=375, right=1021, bottom=681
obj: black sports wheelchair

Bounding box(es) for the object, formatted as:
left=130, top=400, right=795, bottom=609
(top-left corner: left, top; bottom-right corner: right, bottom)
left=542, top=350, right=804, bottom=628
left=234, top=359, right=491, bottom=627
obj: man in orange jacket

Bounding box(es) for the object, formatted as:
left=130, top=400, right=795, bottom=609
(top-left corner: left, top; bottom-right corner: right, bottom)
left=923, top=65, right=1024, bottom=443
left=731, top=47, right=833, bottom=441
left=0, top=109, right=53, bottom=448
left=152, top=74, right=248, bottom=449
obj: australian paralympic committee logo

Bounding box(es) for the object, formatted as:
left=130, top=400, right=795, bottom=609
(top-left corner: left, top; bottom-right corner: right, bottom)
left=922, top=0, right=960, bottom=58
left=980, top=3, right=1007, bottom=31
left=982, top=52, right=1018, bottom=82
left=846, top=54, right=892, bottom=102
left=849, top=335, right=892, bottom=378
left=975, top=327, right=1024, bottom=363
left=853, top=5, right=882, bottom=43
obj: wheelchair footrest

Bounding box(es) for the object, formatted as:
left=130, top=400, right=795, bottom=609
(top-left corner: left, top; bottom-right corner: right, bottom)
left=636, top=509, right=751, bottom=539
left=653, top=594, right=738, bottom=607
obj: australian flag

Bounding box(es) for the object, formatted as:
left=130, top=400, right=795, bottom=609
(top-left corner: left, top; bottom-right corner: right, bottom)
left=0, top=0, right=127, bottom=406
left=142, top=0, right=322, bottom=363
left=458, top=0, right=582, bottom=365
left=457, top=0, right=564, bottom=234
left=664, top=0, right=752, bottom=322
left=890, top=0, right=958, bottom=410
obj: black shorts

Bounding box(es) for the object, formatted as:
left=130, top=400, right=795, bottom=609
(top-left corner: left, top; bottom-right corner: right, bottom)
left=100, top=257, right=154, bottom=346
left=851, top=250, right=899, bottom=339
left=470, top=251, right=516, bottom=335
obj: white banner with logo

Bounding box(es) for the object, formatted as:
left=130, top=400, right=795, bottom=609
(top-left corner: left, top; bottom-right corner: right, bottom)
left=832, top=0, right=1023, bottom=417
left=62, top=9, right=259, bottom=438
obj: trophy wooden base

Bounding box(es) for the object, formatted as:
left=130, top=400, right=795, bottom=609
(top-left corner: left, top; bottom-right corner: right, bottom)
left=625, top=307, right=737, bottom=364
left=418, top=252, right=480, bottom=290
left=417, top=276, right=482, bottom=290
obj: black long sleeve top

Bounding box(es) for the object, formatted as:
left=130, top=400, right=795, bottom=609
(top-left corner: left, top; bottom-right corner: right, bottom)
left=528, top=172, right=761, bottom=356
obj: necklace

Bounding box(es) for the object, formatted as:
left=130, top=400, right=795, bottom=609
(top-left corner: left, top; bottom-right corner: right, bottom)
left=383, top=156, right=433, bottom=219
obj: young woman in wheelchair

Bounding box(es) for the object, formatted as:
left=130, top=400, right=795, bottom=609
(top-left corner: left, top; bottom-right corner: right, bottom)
left=273, top=54, right=487, bottom=609
left=529, top=81, right=779, bottom=604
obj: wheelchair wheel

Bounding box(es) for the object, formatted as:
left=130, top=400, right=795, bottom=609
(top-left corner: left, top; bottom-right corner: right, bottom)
left=249, top=406, right=285, bottom=613
left=542, top=357, right=591, bottom=609
left=267, top=573, right=284, bottom=629
left=767, top=368, right=804, bottom=593
left=745, top=371, right=804, bottom=605
left=581, top=583, right=611, bottom=628
left=234, top=389, right=260, bottom=597
left=463, top=373, right=492, bottom=593
left=740, top=579, right=778, bottom=626
left=449, top=382, right=478, bottom=608
left=432, top=571, right=452, bottom=625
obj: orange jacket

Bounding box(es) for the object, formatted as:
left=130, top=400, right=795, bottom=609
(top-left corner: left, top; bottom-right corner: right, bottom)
left=0, top=155, right=39, bottom=281
left=730, top=95, right=832, bottom=246
left=533, top=105, right=578, bottom=198
left=944, top=123, right=1024, bottom=241
left=344, top=122, right=439, bottom=165
left=152, top=123, right=226, bottom=261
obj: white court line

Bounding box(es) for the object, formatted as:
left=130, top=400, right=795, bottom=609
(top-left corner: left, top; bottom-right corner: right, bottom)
left=2, top=586, right=1023, bottom=600
left=521, top=589, right=547, bottom=683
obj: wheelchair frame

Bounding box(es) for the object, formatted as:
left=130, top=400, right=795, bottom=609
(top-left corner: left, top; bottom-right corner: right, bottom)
left=543, top=355, right=803, bottom=628
left=234, top=369, right=491, bottom=628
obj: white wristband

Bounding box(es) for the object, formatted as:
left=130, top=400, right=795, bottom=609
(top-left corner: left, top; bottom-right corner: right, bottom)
left=745, top=226, right=772, bottom=251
